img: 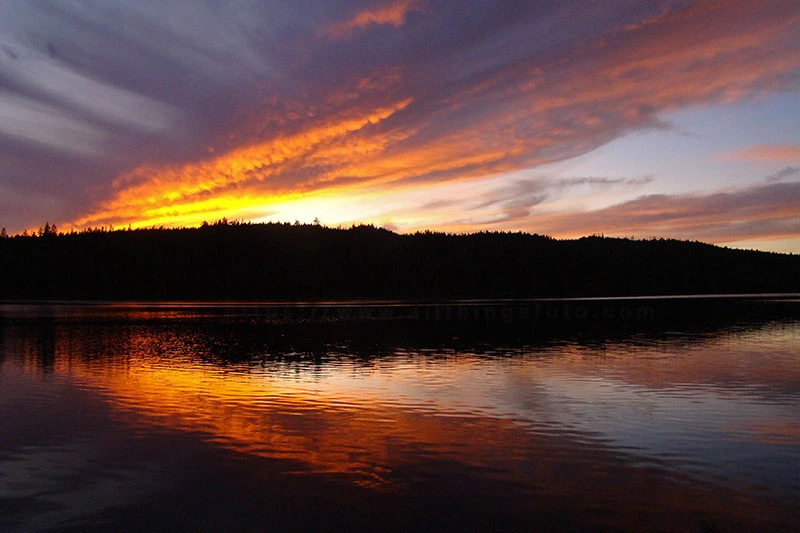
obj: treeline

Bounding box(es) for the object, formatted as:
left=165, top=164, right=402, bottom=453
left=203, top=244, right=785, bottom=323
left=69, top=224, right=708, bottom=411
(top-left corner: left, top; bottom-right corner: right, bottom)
left=0, top=221, right=798, bottom=300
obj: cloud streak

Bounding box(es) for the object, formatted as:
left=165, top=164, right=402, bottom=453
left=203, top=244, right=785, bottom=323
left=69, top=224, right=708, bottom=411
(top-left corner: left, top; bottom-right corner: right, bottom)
left=327, top=0, right=426, bottom=38
left=725, top=144, right=800, bottom=162
left=519, top=181, right=800, bottom=244
left=0, top=92, right=105, bottom=156
left=766, top=167, right=800, bottom=183
left=1, top=43, right=176, bottom=134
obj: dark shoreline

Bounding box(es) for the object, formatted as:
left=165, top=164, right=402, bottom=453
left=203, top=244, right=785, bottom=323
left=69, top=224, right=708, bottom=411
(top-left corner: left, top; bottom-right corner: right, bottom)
left=2, top=223, right=799, bottom=301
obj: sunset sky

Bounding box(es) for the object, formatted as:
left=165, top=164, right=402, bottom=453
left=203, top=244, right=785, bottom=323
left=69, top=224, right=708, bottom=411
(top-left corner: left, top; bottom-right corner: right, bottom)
left=1, top=0, right=799, bottom=252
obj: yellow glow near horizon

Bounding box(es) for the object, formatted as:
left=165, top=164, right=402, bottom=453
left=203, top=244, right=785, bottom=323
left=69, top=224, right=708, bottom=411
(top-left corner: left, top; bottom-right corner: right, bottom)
left=73, top=98, right=414, bottom=230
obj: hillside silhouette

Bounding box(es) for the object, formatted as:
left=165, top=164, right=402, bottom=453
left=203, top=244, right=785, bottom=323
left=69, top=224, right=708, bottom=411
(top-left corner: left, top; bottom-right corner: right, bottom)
left=1, top=221, right=798, bottom=300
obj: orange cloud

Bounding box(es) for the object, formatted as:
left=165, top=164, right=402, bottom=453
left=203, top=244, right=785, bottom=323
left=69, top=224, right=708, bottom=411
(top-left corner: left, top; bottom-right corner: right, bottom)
left=510, top=182, right=800, bottom=244
left=722, top=144, right=800, bottom=162
left=327, top=0, right=425, bottom=38
left=74, top=99, right=413, bottom=229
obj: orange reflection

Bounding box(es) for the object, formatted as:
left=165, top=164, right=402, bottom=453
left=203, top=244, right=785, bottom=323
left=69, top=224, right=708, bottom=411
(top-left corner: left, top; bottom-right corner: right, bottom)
left=60, top=359, right=534, bottom=490
left=29, top=324, right=531, bottom=490
left=4, top=318, right=800, bottom=530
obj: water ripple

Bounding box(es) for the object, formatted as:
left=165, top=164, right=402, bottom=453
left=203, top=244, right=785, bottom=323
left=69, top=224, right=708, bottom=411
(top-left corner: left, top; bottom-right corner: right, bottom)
left=1, top=304, right=799, bottom=530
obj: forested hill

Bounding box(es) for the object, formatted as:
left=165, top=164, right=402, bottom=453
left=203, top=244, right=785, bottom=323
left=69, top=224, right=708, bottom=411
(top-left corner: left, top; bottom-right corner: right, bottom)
left=1, top=222, right=798, bottom=300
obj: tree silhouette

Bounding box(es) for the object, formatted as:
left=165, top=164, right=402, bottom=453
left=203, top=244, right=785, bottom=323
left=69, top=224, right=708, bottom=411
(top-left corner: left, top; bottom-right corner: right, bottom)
left=0, top=221, right=797, bottom=300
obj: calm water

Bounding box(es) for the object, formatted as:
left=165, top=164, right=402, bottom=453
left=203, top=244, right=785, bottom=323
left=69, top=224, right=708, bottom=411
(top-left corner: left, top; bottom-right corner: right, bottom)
left=1, top=299, right=799, bottom=531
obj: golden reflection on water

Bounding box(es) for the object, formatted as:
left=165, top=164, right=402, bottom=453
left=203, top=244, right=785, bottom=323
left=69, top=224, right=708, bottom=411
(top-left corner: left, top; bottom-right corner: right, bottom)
left=3, top=311, right=800, bottom=530
left=47, top=348, right=532, bottom=490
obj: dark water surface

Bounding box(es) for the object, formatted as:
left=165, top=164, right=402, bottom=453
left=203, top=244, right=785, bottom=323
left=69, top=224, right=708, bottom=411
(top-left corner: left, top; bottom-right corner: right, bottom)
left=1, top=298, right=799, bottom=531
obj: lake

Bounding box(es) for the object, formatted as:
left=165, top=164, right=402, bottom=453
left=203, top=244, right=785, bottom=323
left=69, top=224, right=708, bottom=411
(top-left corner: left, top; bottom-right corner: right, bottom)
left=1, top=297, right=799, bottom=531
